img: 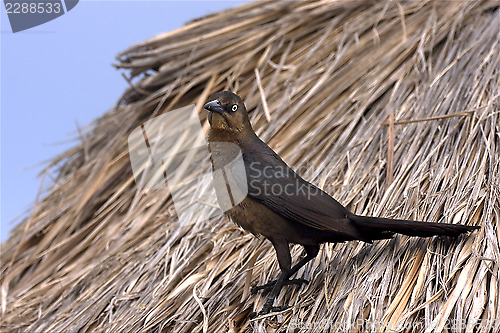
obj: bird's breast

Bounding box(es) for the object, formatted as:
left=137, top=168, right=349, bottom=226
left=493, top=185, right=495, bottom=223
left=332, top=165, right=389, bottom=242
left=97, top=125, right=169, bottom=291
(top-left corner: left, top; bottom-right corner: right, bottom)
left=224, top=196, right=290, bottom=238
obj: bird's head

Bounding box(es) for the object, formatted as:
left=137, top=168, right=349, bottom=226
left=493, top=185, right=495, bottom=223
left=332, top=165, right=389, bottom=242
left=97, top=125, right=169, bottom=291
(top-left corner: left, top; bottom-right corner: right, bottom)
left=204, top=91, right=253, bottom=133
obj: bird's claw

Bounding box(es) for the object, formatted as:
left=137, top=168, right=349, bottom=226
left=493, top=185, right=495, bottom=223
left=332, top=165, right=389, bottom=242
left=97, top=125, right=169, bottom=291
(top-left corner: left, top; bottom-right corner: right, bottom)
left=251, top=280, right=276, bottom=295
left=250, top=304, right=290, bottom=318
left=251, top=278, right=308, bottom=295
left=260, top=304, right=290, bottom=315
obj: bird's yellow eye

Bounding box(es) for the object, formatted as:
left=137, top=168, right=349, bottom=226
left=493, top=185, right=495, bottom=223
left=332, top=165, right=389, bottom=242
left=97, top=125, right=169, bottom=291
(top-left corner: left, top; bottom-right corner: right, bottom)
left=231, top=104, right=238, bottom=112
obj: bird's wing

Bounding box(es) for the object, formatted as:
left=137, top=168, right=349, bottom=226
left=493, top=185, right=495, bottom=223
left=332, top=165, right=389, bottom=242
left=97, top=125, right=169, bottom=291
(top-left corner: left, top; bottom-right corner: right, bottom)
left=235, top=146, right=364, bottom=240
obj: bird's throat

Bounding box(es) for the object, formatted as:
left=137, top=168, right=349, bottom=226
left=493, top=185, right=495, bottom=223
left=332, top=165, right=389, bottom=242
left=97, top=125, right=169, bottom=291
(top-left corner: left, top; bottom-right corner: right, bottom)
left=208, top=111, right=230, bottom=130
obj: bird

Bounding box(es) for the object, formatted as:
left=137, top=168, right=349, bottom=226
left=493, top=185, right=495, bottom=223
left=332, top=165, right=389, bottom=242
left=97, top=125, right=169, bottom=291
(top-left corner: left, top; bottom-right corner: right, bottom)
left=203, top=91, right=480, bottom=317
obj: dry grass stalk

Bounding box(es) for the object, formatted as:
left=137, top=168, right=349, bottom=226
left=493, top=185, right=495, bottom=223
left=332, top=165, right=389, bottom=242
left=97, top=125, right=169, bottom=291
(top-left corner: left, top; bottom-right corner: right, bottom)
left=1, top=1, right=499, bottom=332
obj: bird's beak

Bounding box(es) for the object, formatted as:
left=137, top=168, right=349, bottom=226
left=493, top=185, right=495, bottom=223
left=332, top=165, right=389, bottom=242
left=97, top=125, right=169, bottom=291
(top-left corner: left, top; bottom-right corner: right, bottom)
left=203, top=100, right=225, bottom=113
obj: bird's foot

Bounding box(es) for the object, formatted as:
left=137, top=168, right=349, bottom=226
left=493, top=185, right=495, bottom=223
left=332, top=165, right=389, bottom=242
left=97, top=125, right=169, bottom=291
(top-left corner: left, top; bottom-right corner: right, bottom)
left=250, top=302, right=290, bottom=318
left=251, top=278, right=308, bottom=295
left=259, top=304, right=290, bottom=316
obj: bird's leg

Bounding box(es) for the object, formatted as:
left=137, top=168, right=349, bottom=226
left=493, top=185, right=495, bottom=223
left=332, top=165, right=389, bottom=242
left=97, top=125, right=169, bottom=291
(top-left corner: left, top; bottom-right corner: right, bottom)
left=258, top=270, right=289, bottom=315
left=253, top=239, right=292, bottom=316
left=254, top=242, right=321, bottom=316
left=250, top=256, right=311, bottom=295
left=251, top=244, right=319, bottom=296
left=250, top=278, right=308, bottom=295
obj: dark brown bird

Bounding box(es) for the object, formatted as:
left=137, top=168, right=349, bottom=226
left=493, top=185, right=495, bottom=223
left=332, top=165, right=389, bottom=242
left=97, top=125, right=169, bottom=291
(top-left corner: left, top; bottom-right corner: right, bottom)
left=203, top=91, right=479, bottom=316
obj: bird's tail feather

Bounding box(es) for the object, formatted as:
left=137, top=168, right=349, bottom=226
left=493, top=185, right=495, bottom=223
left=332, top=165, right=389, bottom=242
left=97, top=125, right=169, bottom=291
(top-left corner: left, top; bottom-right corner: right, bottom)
left=350, top=214, right=479, bottom=238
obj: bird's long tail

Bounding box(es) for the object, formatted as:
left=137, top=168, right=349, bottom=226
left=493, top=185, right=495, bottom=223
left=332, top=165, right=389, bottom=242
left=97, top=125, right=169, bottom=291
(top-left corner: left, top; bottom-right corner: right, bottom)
left=350, top=214, right=479, bottom=239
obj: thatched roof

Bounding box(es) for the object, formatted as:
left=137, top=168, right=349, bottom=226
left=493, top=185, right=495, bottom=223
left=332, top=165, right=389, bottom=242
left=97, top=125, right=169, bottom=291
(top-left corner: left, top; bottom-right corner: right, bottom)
left=2, top=1, right=499, bottom=332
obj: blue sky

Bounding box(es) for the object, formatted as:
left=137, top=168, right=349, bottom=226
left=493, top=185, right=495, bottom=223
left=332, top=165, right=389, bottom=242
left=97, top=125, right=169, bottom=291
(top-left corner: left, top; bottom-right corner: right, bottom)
left=0, top=1, right=246, bottom=241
